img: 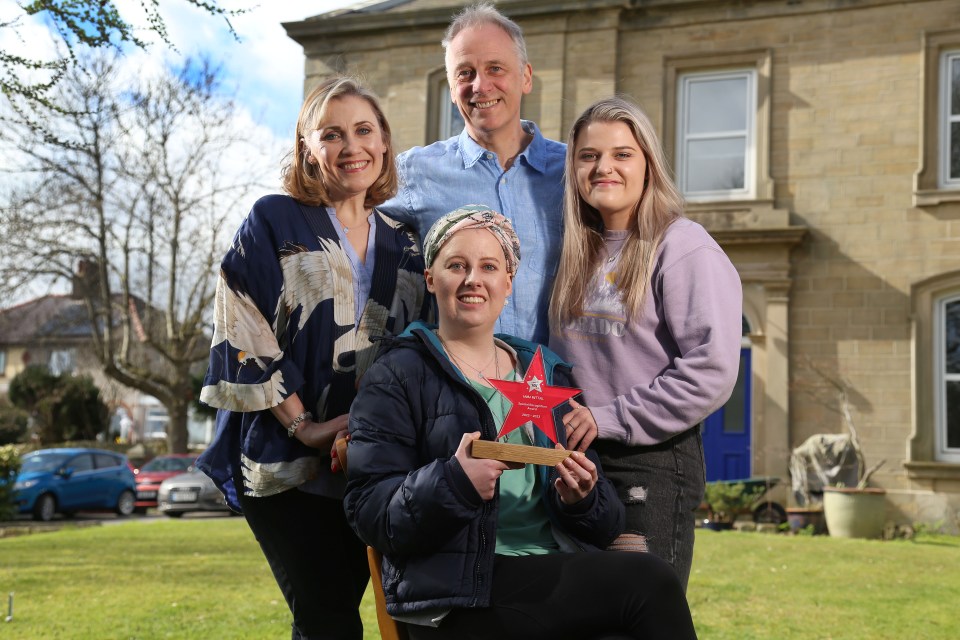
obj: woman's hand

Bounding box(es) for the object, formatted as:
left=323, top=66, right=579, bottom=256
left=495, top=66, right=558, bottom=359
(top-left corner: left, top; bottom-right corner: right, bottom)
left=562, top=398, right=598, bottom=451
left=296, top=414, right=349, bottom=451
left=329, top=429, right=350, bottom=474
left=455, top=432, right=520, bottom=501
left=554, top=446, right=598, bottom=505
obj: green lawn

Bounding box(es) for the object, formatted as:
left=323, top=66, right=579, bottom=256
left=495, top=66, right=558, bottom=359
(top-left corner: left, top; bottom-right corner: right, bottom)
left=0, top=518, right=957, bottom=639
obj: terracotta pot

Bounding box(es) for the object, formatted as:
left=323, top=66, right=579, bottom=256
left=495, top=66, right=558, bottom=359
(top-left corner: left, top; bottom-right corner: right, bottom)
left=822, top=487, right=887, bottom=539
left=786, top=507, right=826, bottom=534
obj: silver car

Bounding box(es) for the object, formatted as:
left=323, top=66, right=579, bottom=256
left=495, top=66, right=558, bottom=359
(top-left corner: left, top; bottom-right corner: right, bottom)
left=157, top=470, right=233, bottom=518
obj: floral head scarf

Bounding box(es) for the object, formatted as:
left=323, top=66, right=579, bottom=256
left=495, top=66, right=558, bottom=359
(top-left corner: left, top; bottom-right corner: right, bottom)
left=422, top=204, right=521, bottom=275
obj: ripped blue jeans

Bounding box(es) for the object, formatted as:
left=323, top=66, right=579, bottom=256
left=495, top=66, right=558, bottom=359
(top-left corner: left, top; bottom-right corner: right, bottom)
left=593, top=425, right=705, bottom=592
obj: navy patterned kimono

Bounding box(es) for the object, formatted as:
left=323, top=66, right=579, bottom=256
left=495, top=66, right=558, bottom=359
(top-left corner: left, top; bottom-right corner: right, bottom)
left=197, top=194, right=430, bottom=510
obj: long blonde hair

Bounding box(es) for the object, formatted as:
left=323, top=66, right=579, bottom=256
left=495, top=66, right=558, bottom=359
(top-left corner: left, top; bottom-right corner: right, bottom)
left=281, top=76, right=397, bottom=208
left=550, top=96, right=684, bottom=325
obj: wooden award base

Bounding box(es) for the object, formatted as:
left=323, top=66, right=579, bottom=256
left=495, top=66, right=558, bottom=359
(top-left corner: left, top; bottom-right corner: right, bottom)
left=472, top=440, right=572, bottom=466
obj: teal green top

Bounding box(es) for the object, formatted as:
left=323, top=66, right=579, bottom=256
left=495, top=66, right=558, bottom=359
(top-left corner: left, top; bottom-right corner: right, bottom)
left=469, top=376, right=559, bottom=556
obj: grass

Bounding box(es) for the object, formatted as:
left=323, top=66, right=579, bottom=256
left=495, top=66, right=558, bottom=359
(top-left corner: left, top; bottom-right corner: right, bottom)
left=0, top=518, right=957, bottom=639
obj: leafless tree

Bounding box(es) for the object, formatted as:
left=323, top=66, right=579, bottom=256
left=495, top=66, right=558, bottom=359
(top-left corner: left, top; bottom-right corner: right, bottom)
left=0, top=49, right=272, bottom=452
left=2, top=0, right=247, bottom=109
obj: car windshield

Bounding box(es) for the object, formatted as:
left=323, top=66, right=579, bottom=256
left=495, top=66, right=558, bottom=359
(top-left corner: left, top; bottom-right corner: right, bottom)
left=21, top=452, right=72, bottom=473
left=141, top=456, right=195, bottom=473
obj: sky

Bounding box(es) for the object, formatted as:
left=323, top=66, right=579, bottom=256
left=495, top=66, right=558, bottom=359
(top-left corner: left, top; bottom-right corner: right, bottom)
left=0, top=0, right=362, bottom=139
left=0, top=0, right=361, bottom=302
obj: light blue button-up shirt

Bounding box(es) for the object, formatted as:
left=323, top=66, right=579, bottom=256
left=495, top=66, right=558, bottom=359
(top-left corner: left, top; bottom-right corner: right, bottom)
left=379, top=121, right=566, bottom=344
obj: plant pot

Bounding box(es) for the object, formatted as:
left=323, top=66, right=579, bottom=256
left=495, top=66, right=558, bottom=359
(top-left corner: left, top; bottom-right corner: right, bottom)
left=822, top=487, right=886, bottom=539
left=786, top=507, right=826, bottom=534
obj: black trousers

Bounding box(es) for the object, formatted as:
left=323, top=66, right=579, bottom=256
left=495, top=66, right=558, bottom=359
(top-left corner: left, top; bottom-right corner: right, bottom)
left=406, top=551, right=697, bottom=640
left=594, top=426, right=706, bottom=591
left=238, top=486, right=368, bottom=640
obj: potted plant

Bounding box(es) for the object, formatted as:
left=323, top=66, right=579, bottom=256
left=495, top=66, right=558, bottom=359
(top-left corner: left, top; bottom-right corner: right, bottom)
left=702, top=480, right=767, bottom=530
left=796, top=359, right=887, bottom=539
left=785, top=505, right=826, bottom=535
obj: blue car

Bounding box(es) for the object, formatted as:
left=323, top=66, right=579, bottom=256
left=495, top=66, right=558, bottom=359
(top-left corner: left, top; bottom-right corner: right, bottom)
left=13, top=448, right=137, bottom=521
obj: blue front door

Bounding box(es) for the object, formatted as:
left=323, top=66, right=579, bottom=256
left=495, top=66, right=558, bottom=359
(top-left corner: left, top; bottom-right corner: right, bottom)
left=703, top=347, right=752, bottom=481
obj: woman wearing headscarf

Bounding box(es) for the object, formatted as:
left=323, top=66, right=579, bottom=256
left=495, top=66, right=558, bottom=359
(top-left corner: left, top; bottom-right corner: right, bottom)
left=344, top=205, right=697, bottom=640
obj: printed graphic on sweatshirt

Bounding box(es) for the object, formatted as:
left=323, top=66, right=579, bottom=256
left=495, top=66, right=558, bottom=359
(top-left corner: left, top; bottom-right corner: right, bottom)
left=561, top=262, right=627, bottom=340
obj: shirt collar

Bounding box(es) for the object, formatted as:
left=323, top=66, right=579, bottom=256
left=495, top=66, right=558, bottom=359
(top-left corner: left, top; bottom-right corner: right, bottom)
left=457, top=120, right=547, bottom=173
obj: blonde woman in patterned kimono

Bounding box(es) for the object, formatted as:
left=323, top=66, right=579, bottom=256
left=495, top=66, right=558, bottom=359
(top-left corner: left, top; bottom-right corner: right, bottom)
left=197, top=76, right=430, bottom=640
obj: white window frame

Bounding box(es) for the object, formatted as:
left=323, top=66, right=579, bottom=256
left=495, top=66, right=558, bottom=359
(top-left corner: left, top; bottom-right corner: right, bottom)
left=439, top=96, right=464, bottom=141
left=676, top=69, right=757, bottom=201
left=48, top=348, right=75, bottom=376
left=940, top=50, right=960, bottom=189
left=934, top=293, right=960, bottom=463
left=426, top=67, right=465, bottom=144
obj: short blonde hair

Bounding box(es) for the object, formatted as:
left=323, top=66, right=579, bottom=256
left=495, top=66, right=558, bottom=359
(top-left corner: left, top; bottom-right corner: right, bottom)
left=281, top=76, right=397, bottom=208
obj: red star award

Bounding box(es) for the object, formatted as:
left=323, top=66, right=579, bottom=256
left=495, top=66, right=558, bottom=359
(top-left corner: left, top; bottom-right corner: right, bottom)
left=471, top=347, right=582, bottom=466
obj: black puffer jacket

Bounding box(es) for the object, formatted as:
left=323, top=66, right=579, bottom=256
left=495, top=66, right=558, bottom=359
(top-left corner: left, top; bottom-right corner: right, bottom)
left=344, top=321, right=625, bottom=616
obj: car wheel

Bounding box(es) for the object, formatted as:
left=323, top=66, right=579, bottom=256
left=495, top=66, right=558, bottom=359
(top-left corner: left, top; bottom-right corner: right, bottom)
left=33, top=493, right=56, bottom=522
left=116, top=490, right=136, bottom=516
left=164, top=511, right=185, bottom=518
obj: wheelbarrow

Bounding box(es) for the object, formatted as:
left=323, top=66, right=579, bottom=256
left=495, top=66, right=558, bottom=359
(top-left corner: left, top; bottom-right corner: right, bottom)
left=701, top=476, right=787, bottom=525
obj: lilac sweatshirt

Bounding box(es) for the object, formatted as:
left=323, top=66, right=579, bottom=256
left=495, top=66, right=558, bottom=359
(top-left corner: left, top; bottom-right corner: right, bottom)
left=549, top=219, right=742, bottom=446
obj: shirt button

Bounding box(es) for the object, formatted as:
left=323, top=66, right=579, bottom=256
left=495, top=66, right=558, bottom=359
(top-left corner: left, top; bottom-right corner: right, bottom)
left=486, top=153, right=493, bottom=160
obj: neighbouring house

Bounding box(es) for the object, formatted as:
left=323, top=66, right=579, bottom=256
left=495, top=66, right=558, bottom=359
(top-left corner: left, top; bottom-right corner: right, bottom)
left=284, top=0, right=960, bottom=532
left=0, top=290, right=213, bottom=448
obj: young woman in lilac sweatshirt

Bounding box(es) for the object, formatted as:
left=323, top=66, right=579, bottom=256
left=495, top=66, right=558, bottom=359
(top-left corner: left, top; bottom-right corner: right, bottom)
left=549, top=96, right=743, bottom=591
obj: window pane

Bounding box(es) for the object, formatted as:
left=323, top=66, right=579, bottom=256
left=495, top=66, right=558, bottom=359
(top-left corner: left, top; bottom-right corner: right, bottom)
left=70, top=454, right=95, bottom=472
left=948, top=381, right=960, bottom=448
left=688, top=77, right=747, bottom=133
left=442, top=102, right=465, bottom=139
left=951, top=56, right=960, bottom=116
left=947, top=299, right=960, bottom=374
left=95, top=454, right=120, bottom=469
left=951, top=122, right=960, bottom=181
left=686, top=138, right=746, bottom=191
left=723, top=355, right=746, bottom=434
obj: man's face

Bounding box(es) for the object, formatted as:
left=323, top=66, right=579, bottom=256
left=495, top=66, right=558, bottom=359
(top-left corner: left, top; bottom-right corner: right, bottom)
left=446, top=23, right=532, bottom=141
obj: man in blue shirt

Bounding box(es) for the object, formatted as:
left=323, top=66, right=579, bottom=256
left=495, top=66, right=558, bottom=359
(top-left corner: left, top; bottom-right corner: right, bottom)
left=378, top=3, right=565, bottom=345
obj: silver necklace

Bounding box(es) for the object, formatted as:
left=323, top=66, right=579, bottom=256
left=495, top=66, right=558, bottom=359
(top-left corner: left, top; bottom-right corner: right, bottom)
left=606, top=242, right=625, bottom=264
left=336, top=215, right=368, bottom=234
left=438, top=334, right=498, bottom=380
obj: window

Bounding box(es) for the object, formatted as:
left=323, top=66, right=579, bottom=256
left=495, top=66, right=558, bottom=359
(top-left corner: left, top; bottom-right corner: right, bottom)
left=935, top=295, right=960, bottom=462
left=941, top=50, right=960, bottom=188
left=426, top=67, right=464, bottom=144
left=909, top=270, right=960, bottom=474
left=48, top=349, right=75, bottom=376
left=915, top=31, right=960, bottom=207
left=663, top=50, right=774, bottom=207
left=676, top=70, right=756, bottom=200
left=94, top=453, right=122, bottom=469
left=68, top=453, right=95, bottom=473
left=0, top=349, right=6, bottom=377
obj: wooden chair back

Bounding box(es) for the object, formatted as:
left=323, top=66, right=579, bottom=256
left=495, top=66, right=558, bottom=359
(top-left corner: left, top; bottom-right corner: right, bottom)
left=335, top=437, right=409, bottom=640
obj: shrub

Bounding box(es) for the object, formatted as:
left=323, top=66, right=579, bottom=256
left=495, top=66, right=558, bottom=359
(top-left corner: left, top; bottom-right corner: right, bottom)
left=0, top=444, right=23, bottom=521
left=0, top=401, right=29, bottom=445
left=7, top=366, right=108, bottom=443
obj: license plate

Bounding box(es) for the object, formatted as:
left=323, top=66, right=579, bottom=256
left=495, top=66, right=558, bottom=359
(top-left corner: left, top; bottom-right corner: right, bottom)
left=137, top=490, right=157, bottom=499
left=170, top=490, right=198, bottom=502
